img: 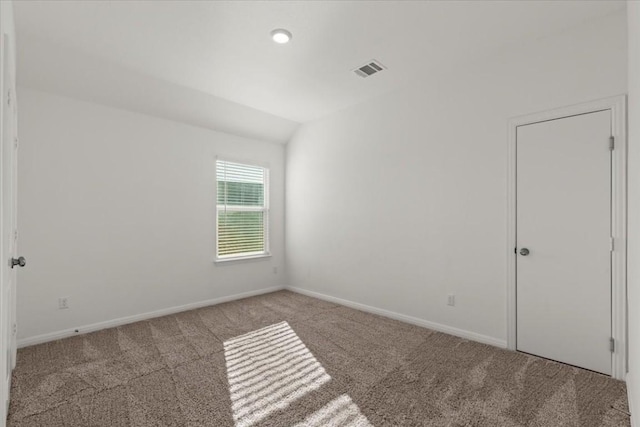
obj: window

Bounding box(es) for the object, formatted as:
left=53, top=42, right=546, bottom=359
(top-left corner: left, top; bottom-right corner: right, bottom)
left=216, top=159, right=269, bottom=260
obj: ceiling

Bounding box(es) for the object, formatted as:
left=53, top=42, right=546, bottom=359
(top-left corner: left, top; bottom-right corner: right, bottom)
left=14, top=0, right=626, bottom=141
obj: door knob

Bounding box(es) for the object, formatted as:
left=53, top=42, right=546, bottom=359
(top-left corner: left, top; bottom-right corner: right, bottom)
left=519, top=248, right=530, bottom=256
left=10, top=257, right=25, bottom=268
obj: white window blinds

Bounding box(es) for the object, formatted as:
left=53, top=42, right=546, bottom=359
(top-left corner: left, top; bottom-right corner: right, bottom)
left=216, top=160, right=269, bottom=259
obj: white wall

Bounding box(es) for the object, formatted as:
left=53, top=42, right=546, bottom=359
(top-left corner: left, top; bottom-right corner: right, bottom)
left=17, top=88, right=285, bottom=342
left=286, top=11, right=627, bottom=344
left=627, top=1, right=639, bottom=423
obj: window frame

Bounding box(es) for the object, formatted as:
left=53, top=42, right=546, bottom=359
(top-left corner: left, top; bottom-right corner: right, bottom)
left=214, top=158, right=271, bottom=263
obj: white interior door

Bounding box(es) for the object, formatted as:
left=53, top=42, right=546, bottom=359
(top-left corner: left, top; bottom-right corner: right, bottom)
left=10, top=78, right=17, bottom=374
left=516, top=110, right=612, bottom=375
left=1, top=33, right=18, bottom=416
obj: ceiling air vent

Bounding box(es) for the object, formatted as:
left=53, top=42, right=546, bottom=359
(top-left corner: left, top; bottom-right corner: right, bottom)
left=353, top=60, right=386, bottom=78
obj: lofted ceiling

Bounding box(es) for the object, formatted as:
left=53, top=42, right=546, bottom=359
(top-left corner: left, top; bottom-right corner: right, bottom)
left=14, top=0, right=626, bottom=142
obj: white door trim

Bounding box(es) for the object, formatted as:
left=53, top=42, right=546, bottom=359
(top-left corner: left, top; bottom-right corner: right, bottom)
left=507, top=95, right=627, bottom=380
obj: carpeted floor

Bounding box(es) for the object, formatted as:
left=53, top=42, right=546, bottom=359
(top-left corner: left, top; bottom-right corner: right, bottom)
left=8, top=290, right=630, bottom=426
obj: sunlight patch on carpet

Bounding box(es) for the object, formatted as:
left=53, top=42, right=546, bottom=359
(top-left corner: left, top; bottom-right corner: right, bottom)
left=293, top=394, right=373, bottom=427
left=224, top=322, right=331, bottom=427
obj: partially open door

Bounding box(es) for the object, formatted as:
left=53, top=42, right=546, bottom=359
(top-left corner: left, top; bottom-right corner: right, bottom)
left=1, top=31, right=20, bottom=419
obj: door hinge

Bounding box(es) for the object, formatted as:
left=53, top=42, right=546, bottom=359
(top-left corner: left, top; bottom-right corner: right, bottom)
left=6, top=90, right=10, bottom=107
left=12, top=324, right=16, bottom=336
left=609, top=136, right=615, bottom=151
left=14, top=137, right=18, bottom=149
left=610, top=237, right=614, bottom=252
left=610, top=337, right=615, bottom=352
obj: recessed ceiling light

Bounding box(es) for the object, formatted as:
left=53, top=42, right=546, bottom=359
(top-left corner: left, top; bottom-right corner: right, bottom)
left=271, top=29, right=292, bottom=44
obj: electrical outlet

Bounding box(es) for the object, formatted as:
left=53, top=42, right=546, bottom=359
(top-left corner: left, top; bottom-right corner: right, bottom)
left=273, top=266, right=278, bottom=275
left=58, top=297, right=69, bottom=310
left=447, top=294, right=455, bottom=307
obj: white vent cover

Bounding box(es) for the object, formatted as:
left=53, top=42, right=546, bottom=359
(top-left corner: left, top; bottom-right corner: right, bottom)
left=353, top=60, right=386, bottom=78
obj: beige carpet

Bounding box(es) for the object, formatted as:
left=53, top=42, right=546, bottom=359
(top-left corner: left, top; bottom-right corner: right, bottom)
left=8, top=290, right=630, bottom=426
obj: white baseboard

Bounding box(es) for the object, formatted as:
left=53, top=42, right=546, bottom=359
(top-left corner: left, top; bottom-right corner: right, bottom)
left=286, top=286, right=507, bottom=349
left=17, top=286, right=286, bottom=348
left=629, top=372, right=638, bottom=427
left=18, top=285, right=507, bottom=350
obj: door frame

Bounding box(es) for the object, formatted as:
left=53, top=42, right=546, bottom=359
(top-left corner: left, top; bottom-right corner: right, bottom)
left=506, top=95, right=627, bottom=380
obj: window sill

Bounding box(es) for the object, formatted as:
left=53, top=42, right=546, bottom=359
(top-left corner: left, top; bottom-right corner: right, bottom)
left=214, top=253, right=272, bottom=264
